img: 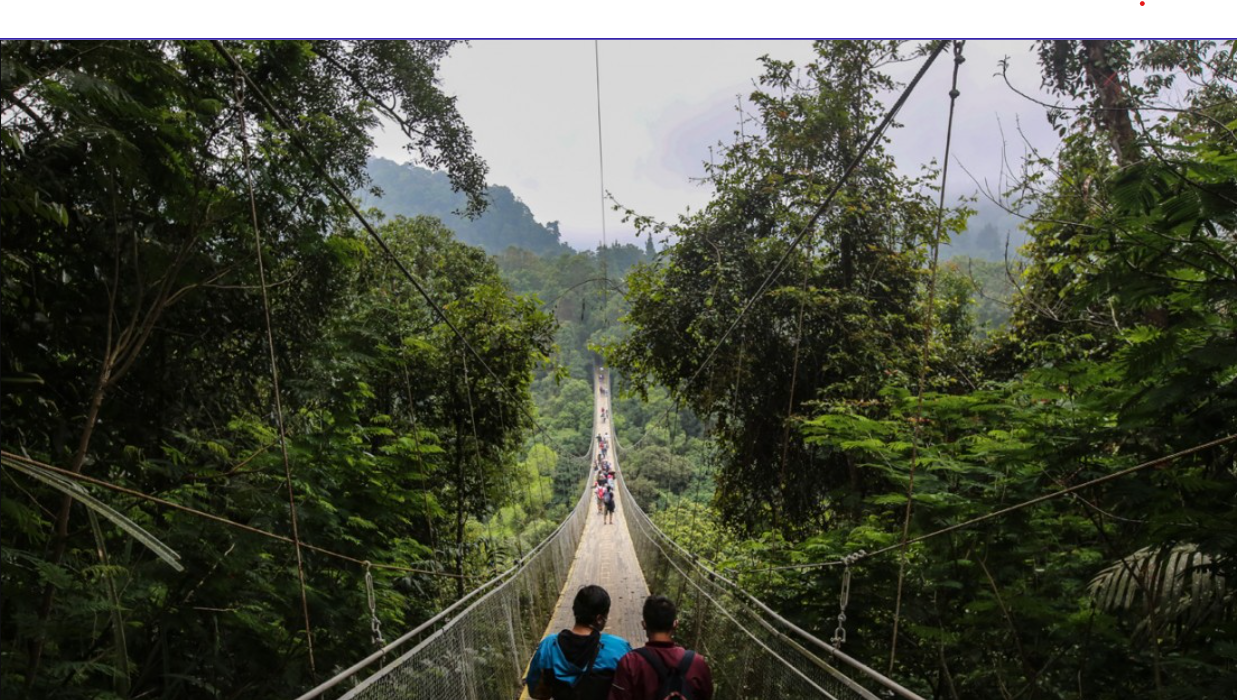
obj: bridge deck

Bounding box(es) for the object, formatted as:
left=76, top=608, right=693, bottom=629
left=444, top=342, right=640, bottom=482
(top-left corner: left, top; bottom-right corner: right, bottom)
left=520, top=378, right=649, bottom=695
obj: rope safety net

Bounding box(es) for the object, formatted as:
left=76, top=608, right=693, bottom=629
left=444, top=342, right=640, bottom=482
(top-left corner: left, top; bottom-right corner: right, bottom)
left=302, top=367, right=926, bottom=700
left=616, top=455, right=925, bottom=700
left=299, top=457, right=596, bottom=700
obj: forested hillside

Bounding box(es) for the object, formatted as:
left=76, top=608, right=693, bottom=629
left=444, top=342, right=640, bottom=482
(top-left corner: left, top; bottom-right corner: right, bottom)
left=362, top=157, right=573, bottom=256
left=939, top=199, right=1028, bottom=262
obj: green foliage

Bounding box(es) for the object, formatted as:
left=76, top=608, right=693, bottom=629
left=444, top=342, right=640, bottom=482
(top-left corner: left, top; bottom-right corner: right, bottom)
left=940, top=255, right=1022, bottom=335
left=1090, top=543, right=1231, bottom=647
left=0, top=40, right=568, bottom=700
left=1, top=454, right=184, bottom=572
left=5, top=37, right=1236, bottom=700
left=612, top=39, right=1237, bottom=700
left=609, top=41, right=969, bottom=534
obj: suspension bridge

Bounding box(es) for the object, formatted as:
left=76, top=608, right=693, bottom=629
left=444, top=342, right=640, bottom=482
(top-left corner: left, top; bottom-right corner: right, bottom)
left=8, top=38, right=1237, bottom=700
left=296, top=370, right=924, bottom=700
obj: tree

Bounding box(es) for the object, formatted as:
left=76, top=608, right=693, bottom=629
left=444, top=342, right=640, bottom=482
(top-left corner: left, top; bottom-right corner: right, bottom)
left=611, top=40, right=1237, bottom=699
left=760, top=41, right=1237, bottom=699
left=311, top=215, right=557, bottom=593
left=1, top=39, right=495, bottom=698
left=610, top=41, right=964, bottom=534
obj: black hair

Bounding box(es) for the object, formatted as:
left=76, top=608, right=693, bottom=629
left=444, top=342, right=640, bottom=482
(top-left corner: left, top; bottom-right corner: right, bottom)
left=573, top=585, right=611, bottom=626
left=643, top=595, right=677, bottom=633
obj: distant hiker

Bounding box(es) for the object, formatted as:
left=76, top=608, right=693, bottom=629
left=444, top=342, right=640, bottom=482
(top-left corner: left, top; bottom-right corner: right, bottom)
left=527, top=585, right=632, bottom=700
left=603, top=485, right=616, bottom=524
left=608, top=596, right=713, bottom=700
left=596, top=482, right=607, bottom=514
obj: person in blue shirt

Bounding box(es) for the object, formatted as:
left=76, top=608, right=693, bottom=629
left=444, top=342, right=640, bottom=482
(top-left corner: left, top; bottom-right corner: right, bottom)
left=526, top=585, right=632, bottom=700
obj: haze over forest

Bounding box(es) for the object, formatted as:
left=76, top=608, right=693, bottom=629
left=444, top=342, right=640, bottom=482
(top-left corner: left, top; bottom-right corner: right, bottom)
left=364, top=157, right=1028, bottom=262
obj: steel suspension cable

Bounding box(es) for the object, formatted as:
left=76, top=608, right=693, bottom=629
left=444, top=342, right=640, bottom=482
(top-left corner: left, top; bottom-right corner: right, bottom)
left=491, top=364, right=541, bottom=527
left=888, top=39, right=965, bottom=673
left=778, top=256, right=812, bottom=515
left=627, top=502, right=842, bottom=698
left=594, top=40, right=610, bottom=328
left=293, top=475, right=595, bottom=700
left=736, top=432, right=1237, bottom=574
left=461, top=353, right=502, bottom=568
left=210, top=40, right=573, bottom=463
left=401, top=370, right=440, bottom=552
left=295, top=392, right=607, bottom=700
left=235, top=76, right=316, bottom=673
left=618, top=460, right=925, bottom=699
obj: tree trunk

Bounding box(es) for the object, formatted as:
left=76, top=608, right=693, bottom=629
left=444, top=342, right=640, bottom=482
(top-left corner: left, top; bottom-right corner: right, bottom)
left=26, top=364, right=110, bottom=690
left=1081, top=40, right=1141, bottom=166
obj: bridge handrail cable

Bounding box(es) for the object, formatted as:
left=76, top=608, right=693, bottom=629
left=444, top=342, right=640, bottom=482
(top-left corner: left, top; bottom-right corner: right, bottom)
left=296, top=368, right=606, bottom=700
left=615, top=440, right=926, bottom=700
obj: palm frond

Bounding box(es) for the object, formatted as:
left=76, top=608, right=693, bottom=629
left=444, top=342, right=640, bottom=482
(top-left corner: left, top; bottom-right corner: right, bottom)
left=2, top=454, right=184, bottom=572
left=1089, top=543, right=1230, bottom=644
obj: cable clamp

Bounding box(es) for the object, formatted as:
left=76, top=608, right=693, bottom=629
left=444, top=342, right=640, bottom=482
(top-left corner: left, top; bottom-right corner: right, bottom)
left=364, top=561, right=386, bottom=647
left=831, top=551, right=864, bottom=649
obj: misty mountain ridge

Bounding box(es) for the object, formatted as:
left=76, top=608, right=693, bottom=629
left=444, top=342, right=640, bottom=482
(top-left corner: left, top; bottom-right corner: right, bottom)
left=940, top=198, right=1028, bottom=262
left=362, top=158, right=573, bottom=256
left=364, top=158, right=1025, bottom=263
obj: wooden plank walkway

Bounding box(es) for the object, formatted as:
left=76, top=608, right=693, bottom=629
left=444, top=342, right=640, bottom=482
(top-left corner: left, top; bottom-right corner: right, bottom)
left=519, top=374, right=650, bottom=697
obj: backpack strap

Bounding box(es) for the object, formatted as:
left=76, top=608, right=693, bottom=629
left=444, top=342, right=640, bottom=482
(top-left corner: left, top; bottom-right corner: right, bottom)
left=569, top=636, right=603, bottom=689
left=675, top=650, right=695, bottom=677
left=633, top=646, right=670, bottom=682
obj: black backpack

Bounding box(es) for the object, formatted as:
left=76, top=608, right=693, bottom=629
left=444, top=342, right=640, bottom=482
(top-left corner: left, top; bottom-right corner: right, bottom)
left=548, top=638, right=614, bottom=700
left=634, top=647, right=696, bottom=700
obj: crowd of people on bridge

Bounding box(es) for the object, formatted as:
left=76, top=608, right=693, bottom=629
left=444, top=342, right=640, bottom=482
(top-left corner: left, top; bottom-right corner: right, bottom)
left=524, top=369, right=713, bottom=700
left=595, top=433, right=616, bottom=524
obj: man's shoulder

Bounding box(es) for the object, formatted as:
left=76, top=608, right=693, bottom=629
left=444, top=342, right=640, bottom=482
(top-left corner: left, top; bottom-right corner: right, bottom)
left=597, top=633, right=633, bottom=665
left=535, top=634, right=560, bottom=656
left=677, top=647, right=710, bottom=667
left=633, top=644, right=710, bottom=670
left=600, top=632, right=631, bottom=651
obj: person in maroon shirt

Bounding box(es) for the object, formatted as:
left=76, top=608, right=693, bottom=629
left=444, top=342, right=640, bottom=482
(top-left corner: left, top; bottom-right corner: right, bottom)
left=608, top=596, right=713, bottom=700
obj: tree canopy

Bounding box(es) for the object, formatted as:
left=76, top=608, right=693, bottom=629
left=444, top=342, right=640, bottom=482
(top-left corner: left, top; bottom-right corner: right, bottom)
left=3, top=38, right=1235, bottom=700
left=611, top=41, right=970, bottom=532
left=0, top=40, right=565, bottom=699
left=608, top=39, right=1237, bottom=699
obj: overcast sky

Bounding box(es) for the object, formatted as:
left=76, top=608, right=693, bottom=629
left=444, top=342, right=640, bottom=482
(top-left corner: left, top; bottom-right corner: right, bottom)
left=370, top=40, right=1064, bottom=250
